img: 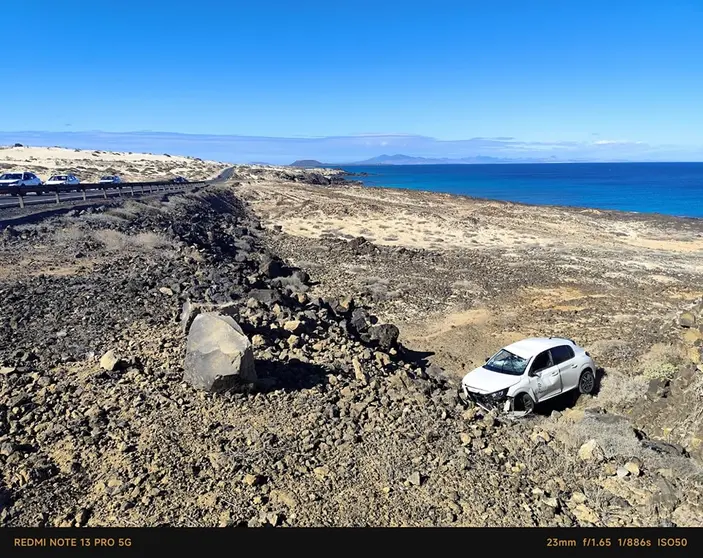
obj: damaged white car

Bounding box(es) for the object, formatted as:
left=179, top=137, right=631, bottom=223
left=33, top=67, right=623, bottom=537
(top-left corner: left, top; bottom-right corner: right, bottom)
left=459, top=337, right=596, bottom=414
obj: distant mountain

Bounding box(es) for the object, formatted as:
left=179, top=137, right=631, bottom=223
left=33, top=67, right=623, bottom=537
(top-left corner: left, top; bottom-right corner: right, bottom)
left=341, top=153, right=567, bottom=165
left=290, top=159, right=325, bottom=168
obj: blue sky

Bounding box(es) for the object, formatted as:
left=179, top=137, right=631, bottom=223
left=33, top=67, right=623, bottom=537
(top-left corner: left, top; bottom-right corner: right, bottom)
left=2, top=0, right=702, bottom=163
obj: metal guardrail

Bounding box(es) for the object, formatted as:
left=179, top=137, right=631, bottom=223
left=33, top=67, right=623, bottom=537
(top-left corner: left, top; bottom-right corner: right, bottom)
left=0, top=180, right=208, bottom=209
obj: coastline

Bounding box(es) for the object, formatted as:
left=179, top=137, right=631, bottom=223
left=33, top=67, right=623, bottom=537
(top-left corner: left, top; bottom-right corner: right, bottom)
left=337, top=162, right=703, bottom=220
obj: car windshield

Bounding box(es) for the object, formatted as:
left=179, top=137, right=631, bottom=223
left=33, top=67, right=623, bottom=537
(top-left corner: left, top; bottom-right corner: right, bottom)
left=1, top=174, right=22, bottom=180
left=484, top=349, right=529, bottom=376
left=100, top=176, right=113, bottom=180
left=51, top=176, right=68, bottom=181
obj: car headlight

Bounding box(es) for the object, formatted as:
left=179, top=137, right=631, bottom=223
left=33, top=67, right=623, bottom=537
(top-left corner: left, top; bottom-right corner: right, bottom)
left=491, top=388, right=508, bottom=400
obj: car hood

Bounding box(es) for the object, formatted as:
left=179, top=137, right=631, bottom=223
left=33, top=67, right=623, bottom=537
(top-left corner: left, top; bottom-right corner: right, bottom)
left=0, top=179, right=20, bottom=185
left=461, top=366, right=523, bottom=394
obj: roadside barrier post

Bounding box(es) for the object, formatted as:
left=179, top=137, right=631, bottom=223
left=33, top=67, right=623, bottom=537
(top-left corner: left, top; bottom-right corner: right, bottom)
left=17, top=193, right=24, bottom=209
left=54, top=189, right=61, bottom=204
left=130, top=185, right=135, bottom=196
left=103, top=187, right=108, bottom=199
left=81, top=187, right=87, bottom=201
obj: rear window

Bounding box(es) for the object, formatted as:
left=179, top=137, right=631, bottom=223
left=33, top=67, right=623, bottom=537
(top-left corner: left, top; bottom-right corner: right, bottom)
left=52, top=176, right=68, bottom=181
left=550, top=345, right=575, bottom=365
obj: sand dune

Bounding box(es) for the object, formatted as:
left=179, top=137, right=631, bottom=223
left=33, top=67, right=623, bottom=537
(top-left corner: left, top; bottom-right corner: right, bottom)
left=0, top=145, right=229, bottom=183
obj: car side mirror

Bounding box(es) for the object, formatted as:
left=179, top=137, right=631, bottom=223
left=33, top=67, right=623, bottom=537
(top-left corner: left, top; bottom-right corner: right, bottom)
left=485, top=357, right=489, bottom=363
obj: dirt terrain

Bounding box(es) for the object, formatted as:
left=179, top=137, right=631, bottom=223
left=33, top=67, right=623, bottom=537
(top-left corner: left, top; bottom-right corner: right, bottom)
left=1, top=161, right=702, bottom=528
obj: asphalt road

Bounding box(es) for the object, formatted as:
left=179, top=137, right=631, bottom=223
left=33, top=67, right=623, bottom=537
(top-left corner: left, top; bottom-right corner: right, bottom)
left=0, top=186, right=179, bottom=208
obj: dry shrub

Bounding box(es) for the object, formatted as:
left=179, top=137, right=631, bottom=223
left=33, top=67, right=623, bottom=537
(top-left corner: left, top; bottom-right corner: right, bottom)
left=53, top=226, right=86, bottom=244
left=93, top=230, right=172, bottom=252
left=593, top=369, right=649, bottom=411
left=639, top=343, right=687, bottom=381
left=552, top=414, right=702, bottom=477
left=93, top=230, right=129, bottom=251
left=132, top=232, right=172, bottom=250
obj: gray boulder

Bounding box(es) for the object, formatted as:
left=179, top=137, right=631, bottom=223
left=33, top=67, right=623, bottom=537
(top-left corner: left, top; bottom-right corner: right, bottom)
left=369, top=324, right=399, bottom=350
left=183, top=312, right=257, bottom=392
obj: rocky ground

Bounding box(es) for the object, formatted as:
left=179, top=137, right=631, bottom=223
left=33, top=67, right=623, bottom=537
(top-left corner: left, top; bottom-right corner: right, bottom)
left=0, top=168, right=702, bottom=528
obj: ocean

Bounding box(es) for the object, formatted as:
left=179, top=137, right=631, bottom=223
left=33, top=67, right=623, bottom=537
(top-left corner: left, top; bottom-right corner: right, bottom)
left=339, top=162, right=703, bottom=219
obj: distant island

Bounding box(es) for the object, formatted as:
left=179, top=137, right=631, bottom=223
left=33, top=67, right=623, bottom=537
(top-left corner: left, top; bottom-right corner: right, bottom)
left=342, top=153, right=566, bottom=165
left=290, top=159, right=325, bottom=168
left=289, top=153, right=583, bottom=166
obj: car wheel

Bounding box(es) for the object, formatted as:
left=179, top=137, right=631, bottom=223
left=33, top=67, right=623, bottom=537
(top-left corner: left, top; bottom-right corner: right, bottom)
left=515, top=393, right=535, bottom=414
left=579, top=369, right=596, bottom=395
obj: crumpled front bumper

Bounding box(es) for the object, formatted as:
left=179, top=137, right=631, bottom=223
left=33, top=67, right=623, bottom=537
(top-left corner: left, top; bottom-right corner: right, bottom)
left=458, top=385, right=512, bottom=413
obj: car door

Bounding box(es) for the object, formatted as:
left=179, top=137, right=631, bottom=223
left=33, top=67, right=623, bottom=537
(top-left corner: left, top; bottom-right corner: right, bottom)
left=552, top=344, right=579, bottom=391
left=527, top=349, right=563, bottom=401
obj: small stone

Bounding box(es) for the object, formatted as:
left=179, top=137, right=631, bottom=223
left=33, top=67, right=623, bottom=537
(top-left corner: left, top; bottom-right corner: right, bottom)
left=578, top=439, right=602, bottom=461
left=159, top=286, right=174, bottom=296
left=352, top=358, right=367, bottom=384
left=251, top=334, right=265, bottom=347
left=459, top=433, right=471, bottom=445
left=218, top=510, right=233, bottom=527
left=573, top=504, right=599, bottom=524
left=617, top=467, right=630, bottom=478
left=99, top=350, right=124, bottom=372
left=407, top=471, right=422, bottom=486
left=571, top=492, right=587, bottom=504
left=678, top=312, right=696, bottom=328
left=243, top=474, right=264, bottom=486
left=603, top=463, right=618, bottom=476
left=624, top=461, right=641, bottom=476
left=683, top=329, right=702, bottom=344
left=284, top=320, right=302, bottom=333
left=313, top=466, right=329, bottom=480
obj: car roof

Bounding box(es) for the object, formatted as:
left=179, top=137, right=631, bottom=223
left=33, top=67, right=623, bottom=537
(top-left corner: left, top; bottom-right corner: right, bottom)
left=502, top=337, right=576, bottom=359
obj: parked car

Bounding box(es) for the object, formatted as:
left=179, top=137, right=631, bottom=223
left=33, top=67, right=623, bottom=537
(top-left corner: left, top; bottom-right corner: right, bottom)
left=99, top=175, right=122, bottom=184
left=45, top=174, right=80, bottom=187
left=0, top=172, right=43, bottom=189
left=459, top=337, right=597, bottom=414
left=171, top=176, right=188, bottom=184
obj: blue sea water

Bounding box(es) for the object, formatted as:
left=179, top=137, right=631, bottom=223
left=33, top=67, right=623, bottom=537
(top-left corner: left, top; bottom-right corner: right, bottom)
left=339, top=163, right=703, bottom=219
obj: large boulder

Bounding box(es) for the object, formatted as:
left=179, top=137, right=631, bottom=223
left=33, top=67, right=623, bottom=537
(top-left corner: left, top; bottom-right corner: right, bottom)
left=259, top=254, right=289, bottom=279
left=183, top=312, right=256, bottom=392
left=368, top=324, right=399, bottom=350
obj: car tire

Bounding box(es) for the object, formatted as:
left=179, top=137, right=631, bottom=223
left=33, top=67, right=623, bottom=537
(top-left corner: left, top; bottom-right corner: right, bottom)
left=579, top=368, right=596, bottom=395
left=514, top=392, right=535, bottom=414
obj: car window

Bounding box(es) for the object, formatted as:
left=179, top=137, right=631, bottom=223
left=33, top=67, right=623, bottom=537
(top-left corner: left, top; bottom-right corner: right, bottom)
left=530, top=350, right=553, bottom=374
left=551, top=345, right=575, bottom=365
left=484, top=349, right=529, bottom=376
